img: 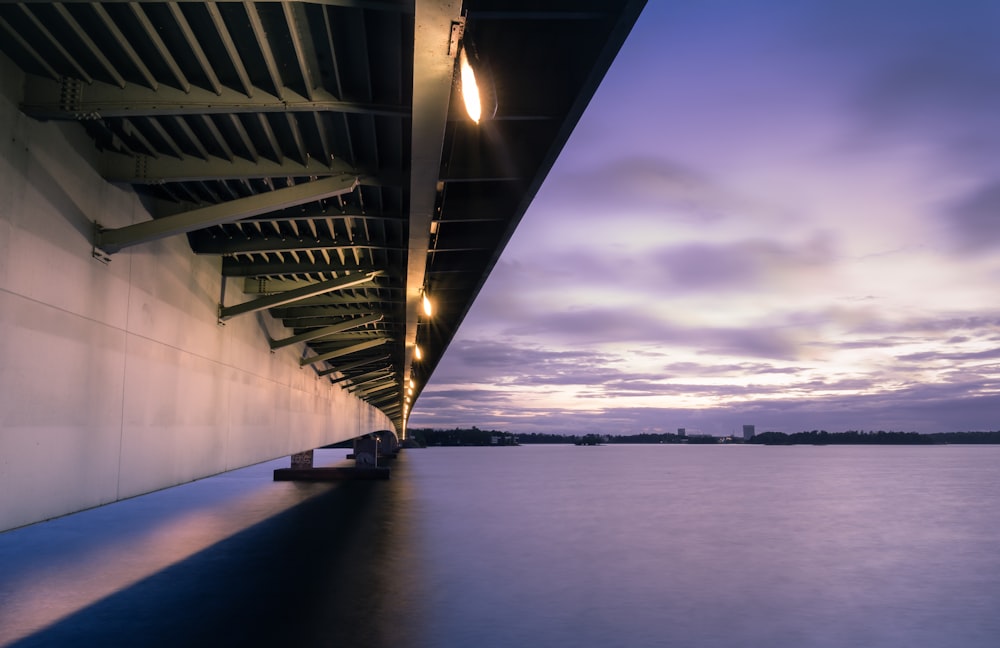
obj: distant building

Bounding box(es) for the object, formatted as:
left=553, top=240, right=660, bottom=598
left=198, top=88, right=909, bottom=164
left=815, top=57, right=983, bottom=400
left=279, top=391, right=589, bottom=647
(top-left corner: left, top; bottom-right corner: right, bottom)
left=742, top=425, right=755, bottom=440
left=677, top=428, right=686, bottom=437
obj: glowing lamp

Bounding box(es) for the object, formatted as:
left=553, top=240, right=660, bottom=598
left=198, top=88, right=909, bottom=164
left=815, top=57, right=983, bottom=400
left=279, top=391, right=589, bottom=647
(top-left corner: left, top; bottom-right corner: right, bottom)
left=422, top=293, right=433, bottom=317
left=414, top=344, right=423, bottom=360
left=459, top=47, right=481, bottom=123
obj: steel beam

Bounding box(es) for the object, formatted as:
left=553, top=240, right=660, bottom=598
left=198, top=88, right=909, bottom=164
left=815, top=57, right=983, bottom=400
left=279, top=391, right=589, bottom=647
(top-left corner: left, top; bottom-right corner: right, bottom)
left=299, top=338, right=391, bottom=367
left=346, top=373, right=396, bottom=392
left=6, top=1, right=414, bottom=12
left=403, top=0, right=463, bottom=426
left=95, top=176, right=359, bottom=254
left=223, top=258, right=376, bottom=277
left=354, top=380, right=399, bottom=397
left=189, top=231, right=402, bottom=255
left=272, top=305, right=378, bottom=319
left=101, top=151, right=361, bottom=183
left=21, top=75, right=409, bottom=121
left=300, top=332, right=387, bottom=345
left=220, top=271, right=381, bottom=322
left=318, top=353, right=390, bottom=377
left=269, top=314, right=382, bottom=350
left=332, top=367, right=392, bottom=385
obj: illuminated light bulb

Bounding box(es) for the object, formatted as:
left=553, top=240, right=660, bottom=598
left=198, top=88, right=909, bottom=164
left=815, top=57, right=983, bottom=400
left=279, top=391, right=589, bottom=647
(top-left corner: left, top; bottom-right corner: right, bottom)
left=460, top=47, right=481, bottom=124
left=422, top=293, right=433, bottom=317
left=409, top=379, right=415, bottom=389
left=414, top=344, right=423, bottom=360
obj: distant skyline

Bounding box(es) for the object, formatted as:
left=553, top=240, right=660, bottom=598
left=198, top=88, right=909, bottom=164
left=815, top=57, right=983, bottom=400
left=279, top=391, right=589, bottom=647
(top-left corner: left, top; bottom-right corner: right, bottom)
left=409, top=0, right=1000, bottom=435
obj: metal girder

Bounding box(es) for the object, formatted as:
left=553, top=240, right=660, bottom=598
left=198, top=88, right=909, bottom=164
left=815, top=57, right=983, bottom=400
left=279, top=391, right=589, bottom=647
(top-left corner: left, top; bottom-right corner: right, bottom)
left=299, top=337, right=391, bottom=367
left=272, top=305, right=378, bottom=319
left=291, top=315, right=397, bottom=329
left=189, top=231, right=402, bottom=255
left=332, top=367, right=392, bottom=385
left=346, top=372, right=396, bottom=392
left=354, top=380, right=398, bottom=397
left=222, top=258, right=376, bottom=277
left=242, top=277, right=400, bottom=295
left=244, top=207, right=404, bottom=223
left=307, top=332, right=387, bottom=345
left=269, top=313, right=382, bottom=350
left=95, top=176, right=359, bottom=254
left=403, top=0, right=463, bottom=430
left=21, top=76, right=409, bottom=121
left=220, top=271, right=381, bottom=321
left=318, top=353, right=390, bottom=377
left=4, top=1, right=414, bottom=11
left=369, top=391, right=402, bottom=406
left=102, top=152, right=361, bottom=183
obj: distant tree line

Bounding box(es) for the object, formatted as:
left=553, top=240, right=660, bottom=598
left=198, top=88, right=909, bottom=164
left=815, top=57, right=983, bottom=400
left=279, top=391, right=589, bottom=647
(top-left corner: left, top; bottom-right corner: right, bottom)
left=748, top=430, right=1000, bottom=445
left=407, top=428, right=1000, bottom=447
left=407, top=427, right=518, bottom=446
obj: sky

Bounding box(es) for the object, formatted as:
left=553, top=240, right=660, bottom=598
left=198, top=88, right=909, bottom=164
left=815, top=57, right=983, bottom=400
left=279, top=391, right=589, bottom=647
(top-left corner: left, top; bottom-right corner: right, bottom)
left=409, top=0, right=1000, bottom=436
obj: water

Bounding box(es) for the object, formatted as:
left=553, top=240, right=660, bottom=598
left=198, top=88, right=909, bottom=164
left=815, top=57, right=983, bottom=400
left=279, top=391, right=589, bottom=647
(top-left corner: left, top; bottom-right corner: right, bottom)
left=1, top=445, right=998, bottom=647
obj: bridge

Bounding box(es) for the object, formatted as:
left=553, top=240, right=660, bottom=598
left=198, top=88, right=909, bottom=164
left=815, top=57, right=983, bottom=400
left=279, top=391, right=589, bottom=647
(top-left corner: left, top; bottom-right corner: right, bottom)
left=0, top=0, right=644, bottom=531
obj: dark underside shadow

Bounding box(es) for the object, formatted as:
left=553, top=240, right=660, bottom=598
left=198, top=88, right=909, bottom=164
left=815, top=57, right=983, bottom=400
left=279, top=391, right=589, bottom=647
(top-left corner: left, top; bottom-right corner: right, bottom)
left=13, top=456, right=427, bottom=648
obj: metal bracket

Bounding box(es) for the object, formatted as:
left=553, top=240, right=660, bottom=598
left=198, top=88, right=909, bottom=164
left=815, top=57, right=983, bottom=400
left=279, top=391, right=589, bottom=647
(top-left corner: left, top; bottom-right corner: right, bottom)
left=91, top=221, right=111, bottom=264
left=449, top=17, right=466, bottom=58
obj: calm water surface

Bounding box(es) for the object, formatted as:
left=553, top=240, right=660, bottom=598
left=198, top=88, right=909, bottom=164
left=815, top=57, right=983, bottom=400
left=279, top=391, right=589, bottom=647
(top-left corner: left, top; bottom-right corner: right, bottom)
left=1, top=445, right=998, bottom=647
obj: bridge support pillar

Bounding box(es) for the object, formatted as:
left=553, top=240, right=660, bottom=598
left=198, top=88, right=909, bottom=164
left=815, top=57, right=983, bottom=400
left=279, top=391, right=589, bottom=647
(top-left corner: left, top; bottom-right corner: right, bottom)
left=273, top=441, right=389, bottom=481
left=353, top=438, right=379, bottom=467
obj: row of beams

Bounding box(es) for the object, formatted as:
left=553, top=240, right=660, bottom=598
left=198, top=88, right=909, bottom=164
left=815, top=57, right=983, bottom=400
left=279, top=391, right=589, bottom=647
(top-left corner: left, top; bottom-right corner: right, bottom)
left=268, top=313, right=383, bottom=350
left=102, top=153, right=363, bottom=184
left=317, top=353, right=390, bottom=377
left=220, top=271, right=382, bottom=321
left=5, top=1, right=414, bottom=11
left=222, top=258, right=376, bottom=276
left=300, top=337, right=390, bottom=367
left=331, top=367, right=392, bottom=385
left=190, top=232, right=403, bottom=255
left=96, top=175, right=359, bottom=254
left=242, top=277, right=401, bottom=295
left=21, top=76, right=409, bottom=120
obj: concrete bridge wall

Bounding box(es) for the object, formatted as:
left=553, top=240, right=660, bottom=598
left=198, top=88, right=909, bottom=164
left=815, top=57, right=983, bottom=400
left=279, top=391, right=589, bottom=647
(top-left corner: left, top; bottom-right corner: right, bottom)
left=0, top=56, right=391, bottom=532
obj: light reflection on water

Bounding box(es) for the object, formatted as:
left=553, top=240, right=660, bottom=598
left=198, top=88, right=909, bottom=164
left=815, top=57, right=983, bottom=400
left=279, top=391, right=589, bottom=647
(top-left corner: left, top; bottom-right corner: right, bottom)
left=2, top=445, right=999, bottom=647
left=0, top=450, right=424, bottom=647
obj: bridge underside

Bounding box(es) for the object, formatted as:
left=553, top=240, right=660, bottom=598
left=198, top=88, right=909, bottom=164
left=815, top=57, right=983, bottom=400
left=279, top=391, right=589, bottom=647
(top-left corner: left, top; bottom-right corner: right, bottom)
left=0, top=0, right=643, bottom=531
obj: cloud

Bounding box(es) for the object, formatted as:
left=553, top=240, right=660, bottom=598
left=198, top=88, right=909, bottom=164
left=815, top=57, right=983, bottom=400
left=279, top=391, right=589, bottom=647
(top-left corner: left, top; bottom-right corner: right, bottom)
left=848, top=314, right=1000, bottom=336
left=896, top=347, right=1000, bottom=363
left=547, top=156, right=740, bottom=224
left=941, top=180, right=1000, bottom=252
left=497, top=307, right=811, bottom=361
left=411, top=379, right=1000, bottom=436
left=648, top=236, right=836, bottom=291
left=662, top=361, right=804, bottom=377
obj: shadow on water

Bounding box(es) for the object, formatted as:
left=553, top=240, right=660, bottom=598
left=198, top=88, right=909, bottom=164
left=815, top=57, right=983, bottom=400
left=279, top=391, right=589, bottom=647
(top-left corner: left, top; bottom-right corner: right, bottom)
left=11, top=456, right=426, bottom=648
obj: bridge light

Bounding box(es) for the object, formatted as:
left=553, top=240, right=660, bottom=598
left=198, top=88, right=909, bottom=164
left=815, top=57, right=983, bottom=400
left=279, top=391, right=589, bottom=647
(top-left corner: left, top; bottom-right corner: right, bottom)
left=414, top=344, right=423, bottom=360
left=422, top=293, right=433, bottom=317
left=409, top=378, right=415, bottom=389
left=459, top=47, right=481, bottom=123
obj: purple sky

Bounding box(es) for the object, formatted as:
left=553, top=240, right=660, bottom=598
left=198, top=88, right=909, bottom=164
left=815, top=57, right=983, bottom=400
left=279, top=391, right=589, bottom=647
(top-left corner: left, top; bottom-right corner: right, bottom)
left=409, top=0, right=1000, bottom=435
